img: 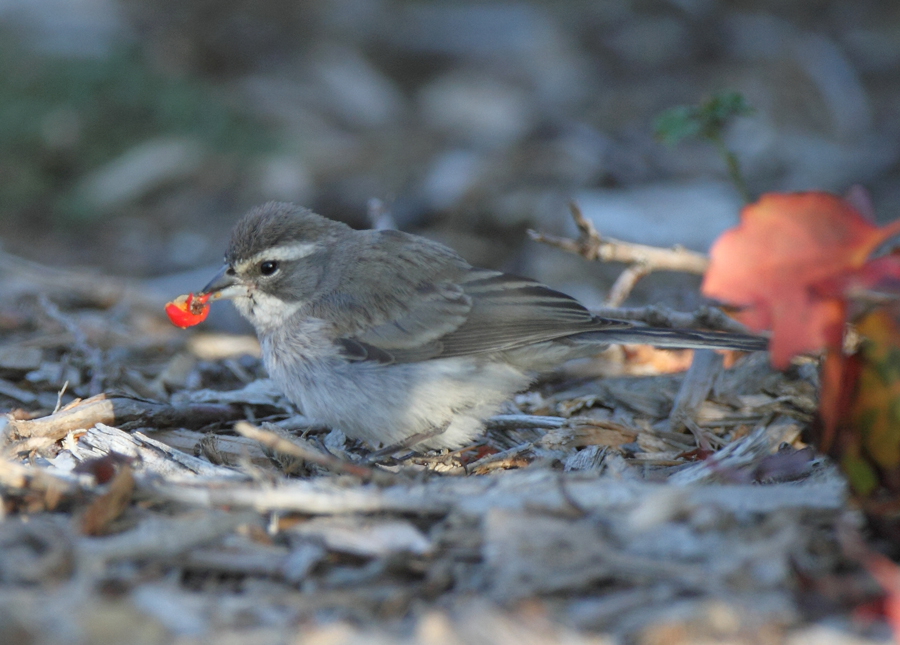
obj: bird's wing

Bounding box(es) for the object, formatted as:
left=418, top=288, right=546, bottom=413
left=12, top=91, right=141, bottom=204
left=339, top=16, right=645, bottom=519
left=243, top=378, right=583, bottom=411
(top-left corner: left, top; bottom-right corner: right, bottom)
left=344, top=268, right=635, bottom=363
left=354, top=278, right=473, bottom=351
left=432, top=270, right=631, bottom=358
left=307, top=229, right=475, bottom=355
left=310, top=235, right=633, bottom=364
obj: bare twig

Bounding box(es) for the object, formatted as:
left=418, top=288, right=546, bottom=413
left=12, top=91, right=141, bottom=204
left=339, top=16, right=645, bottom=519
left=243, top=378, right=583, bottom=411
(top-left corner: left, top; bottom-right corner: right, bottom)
left=589, top=304, right=755, bottom=335
left=153, top=428, right=270, bottom=466
left=467, top=442, right=534, bottom=475
left=485, top=415, right=567, bottom=431
left=528, top=202, right=714, bottom=304
left=8, top=393, right=242, bottom=441
left=668, top=350, right=724, bottom=450
left=605, top=263, right=652, bottom=307
left=234, top=421, right=396, bottom=484
left=38, top=295, right=105, bottom=396
left=529, top=203, right=709, bottom=275
left=53, top=381, right=69, bottom=415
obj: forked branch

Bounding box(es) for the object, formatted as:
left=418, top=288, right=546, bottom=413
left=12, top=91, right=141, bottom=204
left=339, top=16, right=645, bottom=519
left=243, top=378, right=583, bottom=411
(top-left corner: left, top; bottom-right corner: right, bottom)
left=528, top=202, right=711, bottom=305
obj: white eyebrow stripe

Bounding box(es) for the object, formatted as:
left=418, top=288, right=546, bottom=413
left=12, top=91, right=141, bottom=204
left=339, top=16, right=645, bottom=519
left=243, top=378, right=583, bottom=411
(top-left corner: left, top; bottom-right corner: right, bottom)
left=244, top=242, right=320, bottom=267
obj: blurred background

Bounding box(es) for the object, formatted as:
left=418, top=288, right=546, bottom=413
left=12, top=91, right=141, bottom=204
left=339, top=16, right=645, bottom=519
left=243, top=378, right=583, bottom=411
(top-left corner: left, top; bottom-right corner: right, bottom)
left=0, top=0, right=898, bottom=310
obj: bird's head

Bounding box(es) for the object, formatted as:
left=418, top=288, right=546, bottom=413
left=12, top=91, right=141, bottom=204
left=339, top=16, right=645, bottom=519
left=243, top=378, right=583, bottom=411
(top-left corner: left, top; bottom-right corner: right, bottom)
left=202, top=202, right=351, bottom=330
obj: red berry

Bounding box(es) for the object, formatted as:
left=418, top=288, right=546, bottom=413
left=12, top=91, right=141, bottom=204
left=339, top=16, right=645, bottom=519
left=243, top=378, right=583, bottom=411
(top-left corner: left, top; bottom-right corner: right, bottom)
left=165, top=292, right=210, bottom=328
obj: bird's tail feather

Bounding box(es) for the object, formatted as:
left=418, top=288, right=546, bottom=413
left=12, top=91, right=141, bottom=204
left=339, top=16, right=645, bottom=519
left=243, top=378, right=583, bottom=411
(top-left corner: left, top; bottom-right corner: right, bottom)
left=575, top=327, right=768, bottom=352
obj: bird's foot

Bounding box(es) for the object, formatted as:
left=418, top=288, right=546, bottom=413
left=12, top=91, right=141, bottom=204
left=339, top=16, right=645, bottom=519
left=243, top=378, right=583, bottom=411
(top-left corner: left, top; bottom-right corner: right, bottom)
left=364, top=424, right=449, bottom=463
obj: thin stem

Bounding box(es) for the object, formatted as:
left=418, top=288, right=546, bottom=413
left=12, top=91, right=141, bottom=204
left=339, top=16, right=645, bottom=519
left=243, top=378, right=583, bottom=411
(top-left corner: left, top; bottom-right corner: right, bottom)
left=711, top=134, right=750, bottom=204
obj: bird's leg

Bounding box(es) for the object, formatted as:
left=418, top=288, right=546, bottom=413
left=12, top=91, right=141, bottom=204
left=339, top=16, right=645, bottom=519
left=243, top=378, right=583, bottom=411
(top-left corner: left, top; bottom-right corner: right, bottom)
left=364, top=423, right=450, bottom=463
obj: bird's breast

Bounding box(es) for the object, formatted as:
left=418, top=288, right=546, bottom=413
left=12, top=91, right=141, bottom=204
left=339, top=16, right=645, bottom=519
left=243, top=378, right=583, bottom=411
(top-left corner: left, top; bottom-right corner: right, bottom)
left=259, top=317, right=340, bottom=370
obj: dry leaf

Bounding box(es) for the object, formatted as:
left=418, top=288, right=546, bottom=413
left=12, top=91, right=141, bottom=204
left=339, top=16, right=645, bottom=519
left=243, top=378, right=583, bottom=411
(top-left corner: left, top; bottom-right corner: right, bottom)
left=702, top=192, right=900, bottom=368
left=80, top=465, right=134, bottom=536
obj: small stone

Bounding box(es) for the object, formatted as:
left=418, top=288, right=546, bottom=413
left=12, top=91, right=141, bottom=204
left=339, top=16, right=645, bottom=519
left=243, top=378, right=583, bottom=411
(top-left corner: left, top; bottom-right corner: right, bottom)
left=310, top=46, right=405, bottom=129
left=604, top=16, right=692, bottom=68
left=418, top=71, right=535, bottom=149
left=0, top=346, right=43, bottom=373
left=255, top=154, right=314, bottom=204
left=323, top=428, right=347, bottom=453
left=420, top=149, right=487, bottom=211
left=76, top=138, right=206, bottom=213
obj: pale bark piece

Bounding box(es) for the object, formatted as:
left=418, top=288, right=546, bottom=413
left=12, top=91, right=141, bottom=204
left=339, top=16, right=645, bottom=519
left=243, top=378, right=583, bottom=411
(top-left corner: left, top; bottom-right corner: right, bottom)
left=76, top=510, right=259, bottom=564
left=175, top=378, right=290, bottom=408
left=668, top=349, right=724, bottom=448
left=289, top=517, right=432, bottom=557
left=668, top=416, right=807, bottom=485
left=8, top=393, right=242, bottom=441
left=71, top=424, right=249, bottom=481
left=0, top=346, right=43, bottom=373
left=146, top=468, right=846, bottom=518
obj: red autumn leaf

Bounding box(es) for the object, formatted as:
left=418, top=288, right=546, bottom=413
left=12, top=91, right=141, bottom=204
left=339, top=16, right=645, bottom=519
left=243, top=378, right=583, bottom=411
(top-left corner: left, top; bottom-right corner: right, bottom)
left=816, top=254, right=900, bottom=304
left=165, top=292, right=210, bottom=328
left=702, top=192, right=900, bottom=368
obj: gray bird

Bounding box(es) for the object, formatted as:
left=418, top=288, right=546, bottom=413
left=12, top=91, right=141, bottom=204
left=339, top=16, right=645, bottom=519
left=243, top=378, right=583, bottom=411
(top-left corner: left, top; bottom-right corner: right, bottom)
left=202, top=202, right=766, bottom=451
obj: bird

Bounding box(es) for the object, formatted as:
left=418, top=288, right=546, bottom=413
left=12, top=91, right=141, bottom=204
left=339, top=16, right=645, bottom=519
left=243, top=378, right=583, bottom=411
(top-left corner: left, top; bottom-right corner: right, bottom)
left=201, top=202, right=767, bottom=452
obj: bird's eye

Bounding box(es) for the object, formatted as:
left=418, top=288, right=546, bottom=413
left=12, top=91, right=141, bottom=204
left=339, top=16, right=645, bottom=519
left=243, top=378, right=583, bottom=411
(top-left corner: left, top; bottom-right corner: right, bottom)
left=259, top=260, right=279, bottom=276
left=226, top=266, right=236, bottom=276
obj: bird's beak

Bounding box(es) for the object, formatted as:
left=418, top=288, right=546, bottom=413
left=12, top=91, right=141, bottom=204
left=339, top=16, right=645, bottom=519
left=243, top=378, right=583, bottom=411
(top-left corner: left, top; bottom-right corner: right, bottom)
left=201, top=265, right=246, bottom=300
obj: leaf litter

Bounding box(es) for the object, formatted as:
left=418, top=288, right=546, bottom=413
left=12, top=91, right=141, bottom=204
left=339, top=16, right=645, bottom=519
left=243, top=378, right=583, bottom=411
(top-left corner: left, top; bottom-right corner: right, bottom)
left=0, top=248, right=888, bottom=645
